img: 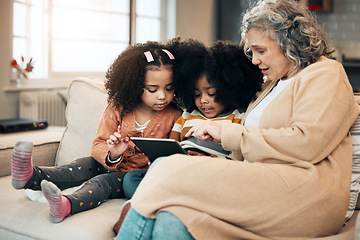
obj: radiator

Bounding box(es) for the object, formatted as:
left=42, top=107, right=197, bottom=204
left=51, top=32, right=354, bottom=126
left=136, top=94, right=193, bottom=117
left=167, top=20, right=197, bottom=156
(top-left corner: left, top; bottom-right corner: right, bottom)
left=19, top=91, right=67, bottom=126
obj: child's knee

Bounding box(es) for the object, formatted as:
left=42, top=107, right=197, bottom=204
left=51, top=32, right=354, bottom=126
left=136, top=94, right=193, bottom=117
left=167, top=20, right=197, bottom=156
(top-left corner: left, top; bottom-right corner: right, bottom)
left=125, top=170, right=147, bottom=182
left=123, top=170, right=147, bottom=198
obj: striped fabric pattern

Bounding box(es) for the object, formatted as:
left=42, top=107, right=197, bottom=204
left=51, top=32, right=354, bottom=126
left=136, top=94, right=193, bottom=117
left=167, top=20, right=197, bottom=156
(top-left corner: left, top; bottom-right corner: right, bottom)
left=346, top=106, right=360, bottom=222
left=11, top=149, right=33, bottom=182
left=171, top=109, right=242, bottom=141
left=41, top=180, right=71, bottom=223
left=170, top=109, right=243, bottom=158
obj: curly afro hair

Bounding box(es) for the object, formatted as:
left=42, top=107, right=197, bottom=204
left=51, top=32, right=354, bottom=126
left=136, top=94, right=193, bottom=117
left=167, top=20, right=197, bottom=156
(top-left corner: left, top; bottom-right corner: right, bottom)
left=105, top=40, right=181, bottom=118
left=167, top=37, right=209, bottom=111
left=205, top=40, right=263, bottom=112
left=171, top=38, right=263, bottom=113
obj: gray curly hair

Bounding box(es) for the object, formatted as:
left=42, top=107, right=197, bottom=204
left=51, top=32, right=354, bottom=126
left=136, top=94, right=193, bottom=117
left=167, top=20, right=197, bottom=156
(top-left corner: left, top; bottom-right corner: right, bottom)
left=240, top=0, right=333, bottom=70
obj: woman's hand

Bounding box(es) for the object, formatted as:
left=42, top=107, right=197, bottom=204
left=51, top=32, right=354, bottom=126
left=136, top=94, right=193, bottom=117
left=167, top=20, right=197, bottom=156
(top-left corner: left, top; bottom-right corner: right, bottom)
left=106, top=126, right=129, bottom=160
left=185, top=120, right=222, bottom=143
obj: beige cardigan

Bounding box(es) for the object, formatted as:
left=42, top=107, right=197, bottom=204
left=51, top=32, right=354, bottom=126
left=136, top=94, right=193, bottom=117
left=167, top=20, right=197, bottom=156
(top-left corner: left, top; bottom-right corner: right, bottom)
left=131, top=57, right=359, bottom=239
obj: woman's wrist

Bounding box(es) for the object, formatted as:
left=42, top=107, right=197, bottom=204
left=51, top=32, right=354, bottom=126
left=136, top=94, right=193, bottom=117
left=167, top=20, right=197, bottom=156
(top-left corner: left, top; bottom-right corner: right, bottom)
left=221, top=123, right=244, bottom=152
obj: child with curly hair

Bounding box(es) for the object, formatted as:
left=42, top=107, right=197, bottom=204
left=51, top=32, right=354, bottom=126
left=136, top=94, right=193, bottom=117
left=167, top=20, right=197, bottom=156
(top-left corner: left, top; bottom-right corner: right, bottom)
left=170, top=39, right=263, bottom=157
left=113, top=39, right=263, bottom=234
left=10, top=40, right=182, bottom=223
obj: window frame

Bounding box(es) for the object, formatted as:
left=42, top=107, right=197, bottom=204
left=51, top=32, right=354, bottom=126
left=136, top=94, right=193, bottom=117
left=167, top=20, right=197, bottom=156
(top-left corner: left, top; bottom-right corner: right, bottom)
left=11, top=0, right=173, bottom=82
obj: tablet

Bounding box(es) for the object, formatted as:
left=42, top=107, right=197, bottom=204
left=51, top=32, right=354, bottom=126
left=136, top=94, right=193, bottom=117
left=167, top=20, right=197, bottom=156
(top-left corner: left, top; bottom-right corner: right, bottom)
left=130, top=137, right=187, bottom=162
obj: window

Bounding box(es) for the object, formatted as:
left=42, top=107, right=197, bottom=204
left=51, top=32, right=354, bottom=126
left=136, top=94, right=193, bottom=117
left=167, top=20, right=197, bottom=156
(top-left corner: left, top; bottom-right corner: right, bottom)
left=12, top=0, right=174, bottom=81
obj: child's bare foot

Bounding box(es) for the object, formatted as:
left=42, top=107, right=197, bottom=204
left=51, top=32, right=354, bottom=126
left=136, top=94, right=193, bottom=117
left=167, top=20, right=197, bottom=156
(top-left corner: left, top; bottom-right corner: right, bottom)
left=41, top=180, right=71, bottom=223
left=11, top=141, right=33, bottom=189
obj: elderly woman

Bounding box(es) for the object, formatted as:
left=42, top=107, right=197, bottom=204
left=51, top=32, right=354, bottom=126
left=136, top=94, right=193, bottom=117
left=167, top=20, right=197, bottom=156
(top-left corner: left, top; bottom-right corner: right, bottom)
left=117, top=0, right=359, bottom=239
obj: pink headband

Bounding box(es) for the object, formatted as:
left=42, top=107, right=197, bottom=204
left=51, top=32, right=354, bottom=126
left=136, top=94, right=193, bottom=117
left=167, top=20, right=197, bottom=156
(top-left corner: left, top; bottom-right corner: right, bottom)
left=143, top=49, right=175, bottom=63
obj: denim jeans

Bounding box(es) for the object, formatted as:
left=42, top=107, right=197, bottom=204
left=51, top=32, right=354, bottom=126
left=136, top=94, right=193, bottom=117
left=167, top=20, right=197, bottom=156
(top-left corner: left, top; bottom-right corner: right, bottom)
left=123, top=157, right=166, bottom=198
left=116, top=208, right=194, bottom=240
left=123, top=170, right=147, bottom=198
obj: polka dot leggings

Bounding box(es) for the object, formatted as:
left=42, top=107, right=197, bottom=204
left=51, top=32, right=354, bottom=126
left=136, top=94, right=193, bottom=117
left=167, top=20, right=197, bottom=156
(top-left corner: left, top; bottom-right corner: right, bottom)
left=24, top=156, right=126, bottom=215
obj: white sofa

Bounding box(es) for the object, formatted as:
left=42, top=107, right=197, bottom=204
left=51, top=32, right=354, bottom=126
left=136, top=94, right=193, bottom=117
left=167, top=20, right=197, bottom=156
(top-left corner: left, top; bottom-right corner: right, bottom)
left=0, top=77, right=359, bottom=240
left=0, top=78, right=126, bottom=240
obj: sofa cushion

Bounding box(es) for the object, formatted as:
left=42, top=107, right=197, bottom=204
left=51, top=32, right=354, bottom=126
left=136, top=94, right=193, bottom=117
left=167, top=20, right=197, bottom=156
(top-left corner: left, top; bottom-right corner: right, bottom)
left=55, top=77, right=108, bottom=166
left=0, top=175, right=125, bottom=240
left=0, top=126, right=65, bottom=177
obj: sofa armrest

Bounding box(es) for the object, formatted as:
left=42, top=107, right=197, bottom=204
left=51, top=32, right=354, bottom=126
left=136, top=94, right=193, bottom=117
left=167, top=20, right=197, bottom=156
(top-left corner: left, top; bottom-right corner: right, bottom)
left=0, top=126, right=65, bottom=177
left=27, top=141, right=60, bottom=167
